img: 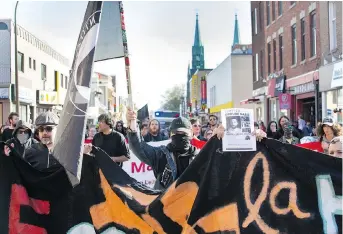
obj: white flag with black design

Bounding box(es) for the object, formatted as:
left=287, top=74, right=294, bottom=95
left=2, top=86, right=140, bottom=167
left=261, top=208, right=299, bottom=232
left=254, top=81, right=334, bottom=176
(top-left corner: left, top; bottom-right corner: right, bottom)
left=53, top=1, right=103, bottom=186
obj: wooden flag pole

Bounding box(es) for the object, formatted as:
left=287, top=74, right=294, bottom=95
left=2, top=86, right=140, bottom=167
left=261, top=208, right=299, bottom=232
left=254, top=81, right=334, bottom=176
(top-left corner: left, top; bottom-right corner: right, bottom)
left=119, top=2, right=133, bottom=110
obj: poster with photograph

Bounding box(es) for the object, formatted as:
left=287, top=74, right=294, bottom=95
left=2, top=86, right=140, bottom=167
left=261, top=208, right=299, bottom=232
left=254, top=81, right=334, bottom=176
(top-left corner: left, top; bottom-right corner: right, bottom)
left=221, top=108, right=256, bottom=151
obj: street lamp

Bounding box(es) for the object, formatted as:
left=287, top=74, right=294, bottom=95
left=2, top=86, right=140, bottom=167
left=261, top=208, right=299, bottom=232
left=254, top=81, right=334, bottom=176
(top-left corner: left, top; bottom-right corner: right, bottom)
left=14, top=1, right=20, bottom=114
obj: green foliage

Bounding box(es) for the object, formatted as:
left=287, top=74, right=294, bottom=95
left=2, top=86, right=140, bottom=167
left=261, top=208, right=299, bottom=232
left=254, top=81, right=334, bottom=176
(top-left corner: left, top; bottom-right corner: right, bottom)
left=160, top=84, right=185, bottom=111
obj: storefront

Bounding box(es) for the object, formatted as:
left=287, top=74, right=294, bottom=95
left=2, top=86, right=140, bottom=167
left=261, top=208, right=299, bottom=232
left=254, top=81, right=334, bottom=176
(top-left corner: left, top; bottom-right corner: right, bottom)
left=286, top=71, right=319, bottom=125
left=319, top=61, right=343, bottom=124
left=251, top=86, right=268, bottom=123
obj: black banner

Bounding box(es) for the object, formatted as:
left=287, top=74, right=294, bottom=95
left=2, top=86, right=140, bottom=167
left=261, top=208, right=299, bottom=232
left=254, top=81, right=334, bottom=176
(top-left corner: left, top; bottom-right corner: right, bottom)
left=137, top=104, right=149, bottom=122
left=0, top=138, right=341, bottom=233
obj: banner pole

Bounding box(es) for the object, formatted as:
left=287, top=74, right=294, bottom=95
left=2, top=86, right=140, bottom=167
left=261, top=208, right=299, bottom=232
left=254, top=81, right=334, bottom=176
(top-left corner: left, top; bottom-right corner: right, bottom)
left=119, top=2, right=133, bottom=109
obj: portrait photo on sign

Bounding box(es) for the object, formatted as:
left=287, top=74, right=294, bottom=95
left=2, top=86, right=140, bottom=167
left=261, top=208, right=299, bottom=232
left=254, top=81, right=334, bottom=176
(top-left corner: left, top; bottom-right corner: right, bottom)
left=226, top=116, right=242, bottom=134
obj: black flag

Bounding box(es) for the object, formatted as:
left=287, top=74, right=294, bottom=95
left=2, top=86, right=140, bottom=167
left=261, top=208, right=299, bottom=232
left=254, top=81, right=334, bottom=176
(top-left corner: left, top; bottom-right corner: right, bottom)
left=53, top=1, right=103, bottom=186
left=137, top=104, right=149, bottom=123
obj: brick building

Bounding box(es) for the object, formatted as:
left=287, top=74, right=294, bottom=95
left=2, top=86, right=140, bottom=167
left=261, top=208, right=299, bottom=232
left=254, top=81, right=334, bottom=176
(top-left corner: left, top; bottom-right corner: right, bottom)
left=250, top=1, right=323, bottom=126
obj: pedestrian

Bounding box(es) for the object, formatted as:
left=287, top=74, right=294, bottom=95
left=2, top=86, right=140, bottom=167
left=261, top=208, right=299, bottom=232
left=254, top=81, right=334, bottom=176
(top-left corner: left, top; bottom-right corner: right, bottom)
left=266, top=121, right=278, bottom=138
left=190, top=119, right=206, bottom=141
left=328, top=136, right=343, bottom=158
left=204, top=129, right=213, bottom=141
left=5, top=120, right=38, bottom=157
left=92, top=114, right=130, bottom=167
left=126, top=108, right=225, bottom=190
left=84, top=125, right=96, bottom=144
left=274, top=116, right=301, bottom=139
left=302, top=121, right=313, bottom=137
left=2, top=112, right=19, bottom=142
left=258, top=121, right=266, bottom=132
left=143, top=119, right=168, bottom=142
left=317, top=116, right=342, bottom=155
left=297, top=115, right=306, bottom=133
left=208, top=115, right=219, bottom=130
left=279, top=122, right=300, bottom=145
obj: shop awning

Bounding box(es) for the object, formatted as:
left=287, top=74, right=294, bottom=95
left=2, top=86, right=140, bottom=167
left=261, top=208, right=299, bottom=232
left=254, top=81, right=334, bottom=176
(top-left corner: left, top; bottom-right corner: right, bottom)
left=240, top=98, right=261, bottom=105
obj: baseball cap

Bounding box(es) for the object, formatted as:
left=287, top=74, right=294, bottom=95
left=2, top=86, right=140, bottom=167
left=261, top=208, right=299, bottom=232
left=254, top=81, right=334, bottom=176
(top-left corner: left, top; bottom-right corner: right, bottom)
left=322, top=116, right=334, bottom=126
left=35, top=111, right=59, bottom=126
left=170, top=117, right=191, bottom=135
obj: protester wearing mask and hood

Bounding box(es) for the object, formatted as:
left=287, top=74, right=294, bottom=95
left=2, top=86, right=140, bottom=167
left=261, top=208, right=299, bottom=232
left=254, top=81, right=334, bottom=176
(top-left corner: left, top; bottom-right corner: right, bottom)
left=5, top=120, right=38, bottom=156
left=126, top=109, right=224, bottom=190
left=143, top=119, right=168, bottom=142
left=279, top=122, right=300, bottom=145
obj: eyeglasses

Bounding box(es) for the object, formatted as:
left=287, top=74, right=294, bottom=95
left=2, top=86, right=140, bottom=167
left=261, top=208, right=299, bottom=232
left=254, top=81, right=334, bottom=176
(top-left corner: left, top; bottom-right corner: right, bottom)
left=37, top=126, right=55, bottom=133
left=193, top=124, right=201, bottom=128
left=209, top=118, right=216, bottom=121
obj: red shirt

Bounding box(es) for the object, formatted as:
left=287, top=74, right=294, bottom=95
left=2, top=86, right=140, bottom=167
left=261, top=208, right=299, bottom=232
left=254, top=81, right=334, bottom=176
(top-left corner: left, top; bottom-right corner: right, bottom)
left=191, top=138, right=207, bottom=149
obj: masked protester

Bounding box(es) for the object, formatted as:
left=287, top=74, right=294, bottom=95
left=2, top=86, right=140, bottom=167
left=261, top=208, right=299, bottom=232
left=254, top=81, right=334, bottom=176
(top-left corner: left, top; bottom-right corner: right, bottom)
left=127, top=108, right=199, bottom=190
left=5, top=120, right=38, bottom=157
left=279, top=122, right=300, bottom=145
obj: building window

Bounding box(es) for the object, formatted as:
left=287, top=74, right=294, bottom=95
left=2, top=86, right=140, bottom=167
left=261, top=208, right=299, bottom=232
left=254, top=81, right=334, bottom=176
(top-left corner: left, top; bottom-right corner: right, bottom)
left=17, top=52, right=24, bottom=72
left=65, top=76, right=68, bottom=89
left=266, top=1, right=270, bottom=26
left=254, top=8, right=258, bottom=34
left=28, top=57, right=32, bottom=69
left=41, top=64, right=47, bottom=80
left=33, top=59, right=36, bottom=70
left=259, top=2, right=263, bottom=31
left=273, top=39, right=277, bottom=71
left=267, top=42, right=271, bottom=74
left=279, top=35, right=283, bottom=69
left=290, top=1, right=296, bottom=6
left=291, top=24, right=297, bottom=65
left=329, top=2, right=337, bottom=50
left=255, top=53, right=259, bottom=81
left=271, top=1, right=276, bottom=21
left=61, top=73, right=64, bottom=88
left=278, top=1, right=283, bottom=16
left=251, top=10, right=255, bottom=35
left=0, top=22, right=8, bottom=30
left=260, top=50, right=264, bottom=78
left=301, top=18, right=306, bottom=61
left=310, top=11, right=316, bottom=57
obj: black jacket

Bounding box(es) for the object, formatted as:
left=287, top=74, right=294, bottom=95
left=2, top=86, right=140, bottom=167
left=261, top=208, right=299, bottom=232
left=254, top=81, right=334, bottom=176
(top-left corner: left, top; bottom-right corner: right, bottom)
left=6, top=120, right=38, bottom=157
left=24, top=143, right=61, bottom=170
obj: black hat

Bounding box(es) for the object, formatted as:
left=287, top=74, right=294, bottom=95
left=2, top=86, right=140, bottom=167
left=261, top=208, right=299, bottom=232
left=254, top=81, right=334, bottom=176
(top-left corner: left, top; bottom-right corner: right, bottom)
left=322, top=116, right=334, bottom=126
left=170, top=117, right=191, bottom=135
left=35, top=111, right=59, bottom=126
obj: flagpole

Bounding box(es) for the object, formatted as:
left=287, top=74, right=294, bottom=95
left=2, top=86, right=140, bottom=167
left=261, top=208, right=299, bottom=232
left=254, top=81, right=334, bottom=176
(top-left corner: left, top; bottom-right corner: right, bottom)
left=119, top=2, right=133, bottom=109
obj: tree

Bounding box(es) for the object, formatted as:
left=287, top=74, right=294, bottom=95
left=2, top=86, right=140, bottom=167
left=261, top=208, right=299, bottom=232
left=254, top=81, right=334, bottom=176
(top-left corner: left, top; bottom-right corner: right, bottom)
left=160, top=84, right=185, bottom=111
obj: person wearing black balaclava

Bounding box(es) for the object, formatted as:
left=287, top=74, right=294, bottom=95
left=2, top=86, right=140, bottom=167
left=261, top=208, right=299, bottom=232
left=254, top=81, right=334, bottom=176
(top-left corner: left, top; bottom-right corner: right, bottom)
left=126, top=108, right=225, bottom=190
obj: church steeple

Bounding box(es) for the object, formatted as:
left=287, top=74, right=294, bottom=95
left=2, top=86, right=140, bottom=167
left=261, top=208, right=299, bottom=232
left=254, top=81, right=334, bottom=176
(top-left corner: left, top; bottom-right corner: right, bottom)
left=191, top=13, right=205, bottom=74
left=193, top=13, right=202, bottom=47
left=232, top=13, right=240, bottom=46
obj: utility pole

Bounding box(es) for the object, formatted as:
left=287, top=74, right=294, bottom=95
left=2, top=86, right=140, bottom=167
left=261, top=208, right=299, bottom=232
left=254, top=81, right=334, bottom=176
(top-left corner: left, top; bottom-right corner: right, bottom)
left=14, top=1, right=20, bottom=114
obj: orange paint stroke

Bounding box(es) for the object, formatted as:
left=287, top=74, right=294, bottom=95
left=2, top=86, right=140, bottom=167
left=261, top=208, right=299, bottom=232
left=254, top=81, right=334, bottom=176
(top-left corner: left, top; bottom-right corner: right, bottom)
left=90, top=170, right=155, bottom=233
left=269, top=182, right=311, bottom=218
left=242, top=152, right=279, bottom=234
left=186, top=203, right=241, bottom=234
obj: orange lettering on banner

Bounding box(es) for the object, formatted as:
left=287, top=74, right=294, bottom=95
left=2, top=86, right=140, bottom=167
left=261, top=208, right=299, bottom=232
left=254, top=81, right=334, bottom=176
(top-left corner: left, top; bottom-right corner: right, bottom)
left=242, top=153, right=278, bottom=234
left=269, top=182, right=311, bottom=218
left=90, top=170, right=155, bottom=233
left=242, top=153, right=311, bottom=234
left=189, top=203, right=241, bottom=234
left=160, top=181, right=199, bottom=230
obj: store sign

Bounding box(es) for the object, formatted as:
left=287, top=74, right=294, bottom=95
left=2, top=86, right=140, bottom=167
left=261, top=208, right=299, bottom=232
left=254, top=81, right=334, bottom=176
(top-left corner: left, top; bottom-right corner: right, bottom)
left=38, top=90, right=58, bottom=105
left=0, top=88, right=9, bottom=99
left=331, top=62, right=343, bottom=88
left=252, top=86, right=267, bottom=97
left=278, top=93, right=292, bottom=110
left=19, top=87, right=33, bottom=103
left=274, top=76, right=285, bottom=96
left=291, top=82, right=315, bottom=95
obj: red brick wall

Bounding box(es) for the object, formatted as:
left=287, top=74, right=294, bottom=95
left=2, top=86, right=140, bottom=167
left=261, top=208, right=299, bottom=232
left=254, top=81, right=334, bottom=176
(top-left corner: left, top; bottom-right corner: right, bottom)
left=263, top=1, right=321, bottom=80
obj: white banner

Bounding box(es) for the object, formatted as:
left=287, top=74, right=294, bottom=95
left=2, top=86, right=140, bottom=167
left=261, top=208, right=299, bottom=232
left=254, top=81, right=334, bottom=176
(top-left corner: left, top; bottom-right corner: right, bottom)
left=122, top=140, right=170, bottom=188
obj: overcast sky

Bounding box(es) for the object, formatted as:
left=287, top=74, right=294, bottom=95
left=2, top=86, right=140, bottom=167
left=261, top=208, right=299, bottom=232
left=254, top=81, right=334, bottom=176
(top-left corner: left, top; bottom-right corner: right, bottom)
left=0, top=1, right=251, bottom=110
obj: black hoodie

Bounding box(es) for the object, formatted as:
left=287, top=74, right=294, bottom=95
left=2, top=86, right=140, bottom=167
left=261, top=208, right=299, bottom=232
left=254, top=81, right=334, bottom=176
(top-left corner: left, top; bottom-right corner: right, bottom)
left=6, top=120, right=38, bottom=157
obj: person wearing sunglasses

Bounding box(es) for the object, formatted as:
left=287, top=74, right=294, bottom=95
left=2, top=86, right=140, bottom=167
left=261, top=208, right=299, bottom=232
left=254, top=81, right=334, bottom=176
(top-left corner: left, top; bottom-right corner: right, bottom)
left=190, top=119, right=206, bottom=141
left=5, top=120, right=38, bottom=157
left=22, top=111, right=61, bottom=170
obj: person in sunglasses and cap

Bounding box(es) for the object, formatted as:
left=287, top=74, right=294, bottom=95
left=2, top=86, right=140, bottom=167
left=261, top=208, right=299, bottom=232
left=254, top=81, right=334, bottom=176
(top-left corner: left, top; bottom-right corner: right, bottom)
left=126, top=108, right=225, bottom=190
left=22, top=111, right=61, bottom=170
